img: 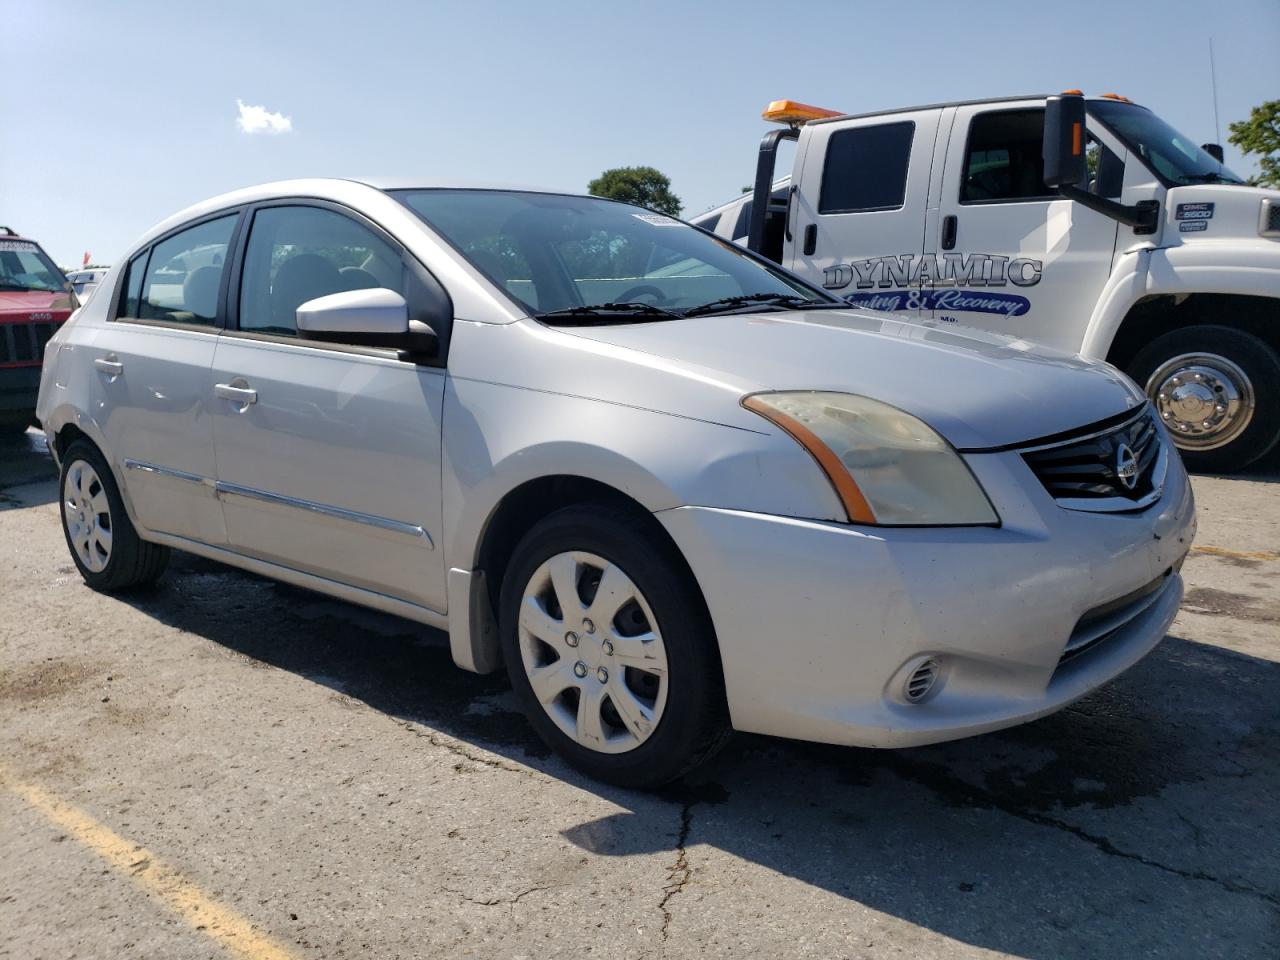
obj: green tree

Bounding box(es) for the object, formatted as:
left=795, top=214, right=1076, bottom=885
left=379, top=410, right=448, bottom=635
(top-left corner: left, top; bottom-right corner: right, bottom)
left=587, top=166, right=683, bottom=216
left=1227, top=100, right=1280, bottom=188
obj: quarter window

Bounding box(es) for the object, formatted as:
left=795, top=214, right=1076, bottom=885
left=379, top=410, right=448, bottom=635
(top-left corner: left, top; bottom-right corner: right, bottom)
left=238, top=205, right=404, bottom=337
left=120, top=251, right=148, bottom=317
left=138, top=215, right=237, bottom=324
left=819, top=122, right=914, bottom=214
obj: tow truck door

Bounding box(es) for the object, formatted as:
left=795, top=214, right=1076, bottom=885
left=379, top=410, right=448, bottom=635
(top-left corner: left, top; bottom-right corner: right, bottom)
left=787, top=109, right=942, bottom=319
left=928, top=103, right=1120, bottom=350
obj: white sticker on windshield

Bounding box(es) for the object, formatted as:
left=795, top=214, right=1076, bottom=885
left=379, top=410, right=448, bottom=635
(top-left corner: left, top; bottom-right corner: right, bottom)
left=632, top=212, right=681, bottom=227
left=0, top=241, right=38, bottom=252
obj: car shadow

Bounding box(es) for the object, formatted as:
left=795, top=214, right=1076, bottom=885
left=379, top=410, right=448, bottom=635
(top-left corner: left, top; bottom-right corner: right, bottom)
left=114, top=551, right=1280, bottom=959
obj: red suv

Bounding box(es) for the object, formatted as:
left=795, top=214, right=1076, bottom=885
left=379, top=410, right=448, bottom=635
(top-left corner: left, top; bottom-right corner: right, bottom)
left=1, top=227, right=77, bottom=434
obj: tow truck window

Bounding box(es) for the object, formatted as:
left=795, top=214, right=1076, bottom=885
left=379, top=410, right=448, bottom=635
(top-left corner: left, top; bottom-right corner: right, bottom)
left=819, top=122, right=914, bottom=214
left=961, top=109, right=1056, bottom=204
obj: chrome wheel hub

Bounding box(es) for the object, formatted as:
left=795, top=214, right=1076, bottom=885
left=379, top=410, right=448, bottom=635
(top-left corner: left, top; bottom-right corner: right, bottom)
left=517, top=550, right=668, bottom=754
left=1146, top=353, right=1254, bottom=451
left=63, top=461, right=112, bottom=573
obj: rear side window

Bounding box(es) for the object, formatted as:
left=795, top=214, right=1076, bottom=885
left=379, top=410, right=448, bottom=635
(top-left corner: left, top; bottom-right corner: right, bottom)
left=120, top=251, right=148, bottom=317
left=139, top=215, right=237, bottom=324
left=237, top=205, right=404, bottom=337
left=961, top=109, right=1055, bottom=203
left=819, top=122, right=914, bottom=214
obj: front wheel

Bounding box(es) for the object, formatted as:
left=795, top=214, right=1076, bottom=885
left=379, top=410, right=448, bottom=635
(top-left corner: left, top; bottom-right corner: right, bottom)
left=499, top=503, right=730, bottom=788
left=1128, top=325, right=1280, bottom=473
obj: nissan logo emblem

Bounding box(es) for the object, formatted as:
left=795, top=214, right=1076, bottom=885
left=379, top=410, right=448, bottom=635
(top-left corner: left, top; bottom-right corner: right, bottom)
left=1116, top=443, right=1139, bottom=490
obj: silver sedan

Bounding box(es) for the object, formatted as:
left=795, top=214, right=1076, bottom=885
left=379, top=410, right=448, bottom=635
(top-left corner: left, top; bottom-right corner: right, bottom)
left=37, top=180, right=1196, bottom=786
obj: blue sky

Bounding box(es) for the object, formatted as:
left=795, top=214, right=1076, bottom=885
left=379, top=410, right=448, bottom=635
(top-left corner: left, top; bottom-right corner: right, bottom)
left=5, top=0, right=1278, bottom=266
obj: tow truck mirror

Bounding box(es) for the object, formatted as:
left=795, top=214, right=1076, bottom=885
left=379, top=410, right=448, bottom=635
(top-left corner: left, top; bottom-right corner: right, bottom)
left=1201, top=143, right=1225, bottom=163
left=1043, top=95, right=1088, bottom=189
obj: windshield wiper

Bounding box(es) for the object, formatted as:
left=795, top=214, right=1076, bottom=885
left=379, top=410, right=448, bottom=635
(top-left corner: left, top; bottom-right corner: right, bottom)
left=681, top=293, right=843, bottom=317
left=536, top=302, right=683, bottom=325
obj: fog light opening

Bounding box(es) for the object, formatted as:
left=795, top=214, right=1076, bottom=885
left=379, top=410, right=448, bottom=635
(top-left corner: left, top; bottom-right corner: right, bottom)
left=904, top=657, right=941, bottom=704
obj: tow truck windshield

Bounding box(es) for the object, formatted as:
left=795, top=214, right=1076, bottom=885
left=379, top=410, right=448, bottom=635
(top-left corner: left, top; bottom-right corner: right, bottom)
left=1089, top=100, right=1247, bottom=188
left=0, top=241, right=69, bottom=293
left=394, top=189, right=836, bottom=321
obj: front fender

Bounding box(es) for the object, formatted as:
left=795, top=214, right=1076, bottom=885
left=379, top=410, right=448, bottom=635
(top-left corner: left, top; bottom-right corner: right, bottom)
left=440, top=376, right=844, bottom=573
left=1082, top=240, right=1280, bottom=359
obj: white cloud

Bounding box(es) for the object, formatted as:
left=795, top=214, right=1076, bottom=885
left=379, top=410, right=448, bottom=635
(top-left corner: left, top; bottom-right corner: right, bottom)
left=236, top=99, right=293, bottom=135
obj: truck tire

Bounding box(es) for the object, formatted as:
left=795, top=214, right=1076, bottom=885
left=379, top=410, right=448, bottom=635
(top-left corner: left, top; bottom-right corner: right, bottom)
left=1128, top=325, right=1280, bottom=473
left=59, top=440, right=170, bottom=591
left=499, top=502, right=730, bottom=788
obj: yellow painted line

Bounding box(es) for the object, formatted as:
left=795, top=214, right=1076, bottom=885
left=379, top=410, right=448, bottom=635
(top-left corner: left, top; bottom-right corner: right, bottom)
left=3, top=769, right=298, bottom=960
left=1191, top=545, right=1280, bottom=562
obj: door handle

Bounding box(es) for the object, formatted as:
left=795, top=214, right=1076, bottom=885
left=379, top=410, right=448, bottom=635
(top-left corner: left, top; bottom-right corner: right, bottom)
left=940, top=214, right=958, bottom=251
left=803, top=223, right=818, bottom=256
left=94, top=356, right=123, bottom=377
left=215, top=381, right=258, bottom=407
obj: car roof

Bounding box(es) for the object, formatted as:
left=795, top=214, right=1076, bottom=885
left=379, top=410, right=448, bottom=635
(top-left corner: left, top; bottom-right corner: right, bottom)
left=805, top=93, right=1146, bottom=126
left=128, top=178, right=592, bottom=258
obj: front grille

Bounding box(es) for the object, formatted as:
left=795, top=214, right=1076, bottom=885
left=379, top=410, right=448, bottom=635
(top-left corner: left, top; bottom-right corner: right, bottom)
left=0, top=321, right=57, bottom=367
left=1059, top=571, right=1172, bottom=666
left=1021, top=406, right=1163, bottom=509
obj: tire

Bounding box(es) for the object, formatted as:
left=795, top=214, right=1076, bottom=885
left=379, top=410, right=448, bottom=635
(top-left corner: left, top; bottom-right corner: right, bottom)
left=499, top=502, right=730, bottom=789
left=59, top=440, right=169, bottom=591
left=1127, top=325, right=1280, bottom=473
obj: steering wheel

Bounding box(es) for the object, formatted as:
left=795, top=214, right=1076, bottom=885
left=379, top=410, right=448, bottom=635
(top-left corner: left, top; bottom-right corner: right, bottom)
left=615, top=284, right=669, bottom=306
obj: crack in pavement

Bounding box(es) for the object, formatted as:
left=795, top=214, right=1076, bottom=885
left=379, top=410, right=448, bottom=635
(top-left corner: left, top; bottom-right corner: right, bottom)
left=892, top=757, right=1280, bottom=907
left=390, top=716, right=550, bottom=781
left=443, top=884, right=550, bottom=909
left=658, top=801, right=694, bottom=946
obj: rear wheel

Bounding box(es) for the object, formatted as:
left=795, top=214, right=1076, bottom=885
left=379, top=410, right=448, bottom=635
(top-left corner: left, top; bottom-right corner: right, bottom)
left=59, top=440, right=169, bottom=591
left=1128, top=325, right=1280, bottom=473
left=499, top=503, right=729, bottom=788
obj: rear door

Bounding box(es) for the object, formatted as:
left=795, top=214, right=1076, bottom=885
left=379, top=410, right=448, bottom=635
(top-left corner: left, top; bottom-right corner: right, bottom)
left=928, top=104, right=1120, bottom=350
left=209, top=201, right=448, bottom=612
left=787, top=109, right=941, bottom=319
left=100, top=212, right=240, bottom=545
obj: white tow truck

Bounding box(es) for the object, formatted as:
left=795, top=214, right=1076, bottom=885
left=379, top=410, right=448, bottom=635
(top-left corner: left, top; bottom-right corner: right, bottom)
left=696, top=93, right=1280, bottom=471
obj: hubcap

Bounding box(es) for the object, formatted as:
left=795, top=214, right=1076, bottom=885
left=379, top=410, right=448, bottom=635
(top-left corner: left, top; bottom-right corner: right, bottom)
left=1146, top=353, right=1255, bottom=451
left=517, top=550, right=669, bottom=754
left=62, top=460, right=112, bottom=573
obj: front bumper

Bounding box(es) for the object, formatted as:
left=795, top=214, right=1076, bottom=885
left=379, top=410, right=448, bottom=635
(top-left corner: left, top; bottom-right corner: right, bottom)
left=658, top=448, right=1196, bottom=748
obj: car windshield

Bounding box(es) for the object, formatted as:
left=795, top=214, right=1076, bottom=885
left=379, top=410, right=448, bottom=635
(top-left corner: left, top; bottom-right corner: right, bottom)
left=1088, top=101, right=1247, bottom=187
left=0, top=240, right=68, bottom=293
left=393, top=189, right=833, bottom=319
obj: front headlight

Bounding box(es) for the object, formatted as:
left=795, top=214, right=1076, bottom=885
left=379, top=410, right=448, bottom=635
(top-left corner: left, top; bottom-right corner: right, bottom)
left=743, top=391, right=999, bottom=526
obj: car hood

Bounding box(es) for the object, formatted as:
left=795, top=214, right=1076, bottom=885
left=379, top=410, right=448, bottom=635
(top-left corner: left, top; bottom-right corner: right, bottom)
left=0, top=289, right=77, bottom=315
left=560, top=309, right=1146, bottom=450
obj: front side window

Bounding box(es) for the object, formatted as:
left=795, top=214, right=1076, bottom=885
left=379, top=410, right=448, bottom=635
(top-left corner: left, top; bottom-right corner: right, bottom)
left=139, top=215, right=237, bottom=325
left=819, top=122, right=915, bottom=214
left=238, top=205, right=404, bottom=337
left=0, top=240, right=67, bottom=293
left=396, top=190, right=826, bottom=318
left=961, top=109, right=1055, bottom=203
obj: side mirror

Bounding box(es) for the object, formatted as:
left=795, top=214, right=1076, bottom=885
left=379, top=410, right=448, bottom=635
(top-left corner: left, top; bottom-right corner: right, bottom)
left=1043, top=94, right=1088, bottom=189
left=1201, top=143, right=1225, bottom=163
left=296, top=287, right=409, bottom=335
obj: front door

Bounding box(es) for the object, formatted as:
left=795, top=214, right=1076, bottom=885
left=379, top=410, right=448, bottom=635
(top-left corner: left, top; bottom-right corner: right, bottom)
left=210, top=202, right=447, bottom=612
left=788, top=108, right=942, bottom=318
left=929, top=105, right=1120, bottom=351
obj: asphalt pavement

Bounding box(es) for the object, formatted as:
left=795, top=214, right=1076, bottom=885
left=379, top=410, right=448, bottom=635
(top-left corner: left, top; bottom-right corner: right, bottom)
left=1, top=428, right=1277, bottom=959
